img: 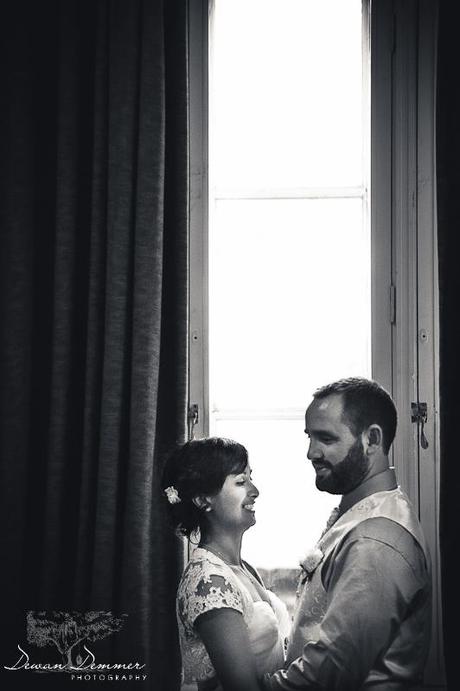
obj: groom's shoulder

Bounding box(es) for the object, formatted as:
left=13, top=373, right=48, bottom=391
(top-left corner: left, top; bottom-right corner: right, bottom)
left=350, top=515, right=411, bottom=541
left=344, top=517, right=427, bottom=574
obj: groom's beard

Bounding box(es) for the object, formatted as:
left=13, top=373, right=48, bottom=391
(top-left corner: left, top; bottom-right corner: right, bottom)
left=315, top=438, right=369, bottom=495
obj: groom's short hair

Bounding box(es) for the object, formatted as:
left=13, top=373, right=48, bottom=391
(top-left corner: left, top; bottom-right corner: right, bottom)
left=313, top=377, right=397, bottom=454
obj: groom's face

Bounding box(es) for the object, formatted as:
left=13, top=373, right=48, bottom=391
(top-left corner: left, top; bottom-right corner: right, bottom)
left=305, top=393, right=370, bottom=495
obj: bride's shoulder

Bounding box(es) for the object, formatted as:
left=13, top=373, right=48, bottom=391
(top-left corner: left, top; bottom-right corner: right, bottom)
left=179, top=548, right=232, bottom=590
left=177, top=549, right=247, bottom=627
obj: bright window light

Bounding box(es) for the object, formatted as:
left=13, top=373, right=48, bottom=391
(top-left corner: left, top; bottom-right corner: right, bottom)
left=208, top=0, right=369, bottom=576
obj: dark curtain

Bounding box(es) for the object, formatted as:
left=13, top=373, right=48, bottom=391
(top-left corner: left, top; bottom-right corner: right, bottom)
left=437, top=1, right=460, bottom=687
left=0, top=1, right=188, bottom=690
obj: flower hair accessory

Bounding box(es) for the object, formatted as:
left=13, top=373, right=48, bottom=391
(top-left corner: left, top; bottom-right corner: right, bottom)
left=164, top=486, right=181, bottom=504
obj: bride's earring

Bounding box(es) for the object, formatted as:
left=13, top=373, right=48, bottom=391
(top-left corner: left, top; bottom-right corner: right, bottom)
left=192, top=496, right=211, bottom=512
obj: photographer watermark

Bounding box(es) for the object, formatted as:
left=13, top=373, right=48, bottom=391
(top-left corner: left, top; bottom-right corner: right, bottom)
left=4, top=611, right=147, bottom=681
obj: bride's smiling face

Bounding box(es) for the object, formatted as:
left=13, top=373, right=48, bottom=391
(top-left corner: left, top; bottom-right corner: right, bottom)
left=209, top=464, right=259, bottom=532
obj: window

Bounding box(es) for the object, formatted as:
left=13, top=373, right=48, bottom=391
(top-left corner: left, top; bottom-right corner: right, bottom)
left=208, top=0, right=369, bottom=582
left=189, top=0, right=444, bottom=685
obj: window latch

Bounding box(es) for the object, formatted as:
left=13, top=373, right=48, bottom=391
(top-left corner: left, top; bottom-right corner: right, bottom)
left=188, top=404, right=199, bottom=440
left=411, top=402, right=428, bottom=449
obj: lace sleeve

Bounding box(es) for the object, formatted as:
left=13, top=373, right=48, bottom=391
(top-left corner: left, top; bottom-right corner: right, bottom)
left=178, top=562, right=244, bottom=634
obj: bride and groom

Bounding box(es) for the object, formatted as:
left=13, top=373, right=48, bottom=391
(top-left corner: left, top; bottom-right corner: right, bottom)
left=162, top=377, right=431, bottom=691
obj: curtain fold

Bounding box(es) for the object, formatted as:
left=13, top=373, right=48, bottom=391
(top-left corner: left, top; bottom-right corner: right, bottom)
left=0, top=1, right=188, bottom=689
left=436, top=1, right=460, bottom=686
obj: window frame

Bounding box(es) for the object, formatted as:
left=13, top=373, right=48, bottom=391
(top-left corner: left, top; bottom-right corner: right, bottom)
left=190, top=0, right=373, bottom=436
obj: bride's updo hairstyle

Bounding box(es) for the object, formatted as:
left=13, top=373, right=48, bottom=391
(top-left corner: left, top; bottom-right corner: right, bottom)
left=162, top=437, right=248, bottom=539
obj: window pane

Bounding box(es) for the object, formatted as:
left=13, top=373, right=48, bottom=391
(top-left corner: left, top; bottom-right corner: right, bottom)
left=211, top=0, right=364, bottom=190
left=206, top=0, right=370, bottom=625
left=209, top=197, right=371, bottom=412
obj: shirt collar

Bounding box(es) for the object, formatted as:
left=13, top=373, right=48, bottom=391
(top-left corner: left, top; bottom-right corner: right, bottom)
left=338, top=466, right=397, bottom=516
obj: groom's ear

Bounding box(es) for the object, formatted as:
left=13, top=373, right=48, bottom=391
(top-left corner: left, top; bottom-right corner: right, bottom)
left=364, top=424, right=383, bottom=452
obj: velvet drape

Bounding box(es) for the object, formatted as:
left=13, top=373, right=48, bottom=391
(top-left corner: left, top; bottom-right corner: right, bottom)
left=0, top=1, right=188, bottom=689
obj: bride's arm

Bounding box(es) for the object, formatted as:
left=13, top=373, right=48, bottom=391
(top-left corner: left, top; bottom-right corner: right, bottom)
left=195, top=608, right=263, bottom=691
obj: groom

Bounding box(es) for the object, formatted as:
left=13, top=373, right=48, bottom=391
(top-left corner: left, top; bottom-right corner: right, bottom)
left=263, top=377, right=431, bottom=690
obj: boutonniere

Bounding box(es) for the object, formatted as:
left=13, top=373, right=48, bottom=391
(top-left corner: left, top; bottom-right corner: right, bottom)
left=300, top=546, right=324, bottom=575
left=297, top=547, right=324, bottom=591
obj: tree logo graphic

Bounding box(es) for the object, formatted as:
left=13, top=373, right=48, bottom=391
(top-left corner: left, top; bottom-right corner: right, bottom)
left=26, top=610, right=128, bottom=669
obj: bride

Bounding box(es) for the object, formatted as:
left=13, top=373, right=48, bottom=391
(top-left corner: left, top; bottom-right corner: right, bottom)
left=163, top=437, right=290, bottom=691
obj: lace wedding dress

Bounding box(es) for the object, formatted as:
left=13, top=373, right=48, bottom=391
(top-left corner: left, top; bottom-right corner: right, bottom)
left=177, top=547, right=291, bottom=687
